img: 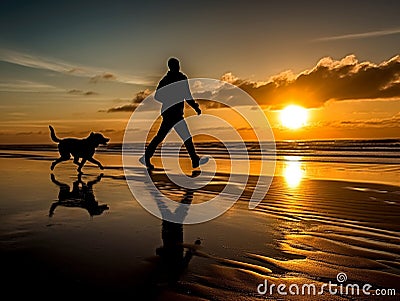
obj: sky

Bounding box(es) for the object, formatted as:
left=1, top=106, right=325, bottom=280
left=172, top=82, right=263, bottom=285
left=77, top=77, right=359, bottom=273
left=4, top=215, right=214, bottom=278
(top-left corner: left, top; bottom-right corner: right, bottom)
left=0, top=0, right=399, bottom=143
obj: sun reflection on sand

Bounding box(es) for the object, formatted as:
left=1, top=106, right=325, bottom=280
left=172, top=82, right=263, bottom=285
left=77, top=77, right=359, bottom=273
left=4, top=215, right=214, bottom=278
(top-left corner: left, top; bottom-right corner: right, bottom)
left=283, top=156, right=304, bottom=188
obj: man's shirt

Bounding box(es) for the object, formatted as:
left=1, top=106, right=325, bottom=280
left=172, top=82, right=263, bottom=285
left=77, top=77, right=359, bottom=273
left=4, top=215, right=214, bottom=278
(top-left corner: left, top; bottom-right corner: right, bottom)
left=155, top=71, right=197, bottom=117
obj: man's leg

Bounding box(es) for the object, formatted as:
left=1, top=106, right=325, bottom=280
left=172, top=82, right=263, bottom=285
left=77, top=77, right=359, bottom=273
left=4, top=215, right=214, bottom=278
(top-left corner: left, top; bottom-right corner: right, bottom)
left=184, top=138, right=199, bottom=162
left=143, top=117, right=175, bottom=167
left=185, top=137, right=209, bottom=168
left=174, top=119, right=201, bottom=167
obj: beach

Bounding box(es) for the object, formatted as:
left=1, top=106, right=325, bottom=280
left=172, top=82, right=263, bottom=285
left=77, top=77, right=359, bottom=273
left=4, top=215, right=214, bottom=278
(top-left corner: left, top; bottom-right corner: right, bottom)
left=0, top=142, right=399, bottom=300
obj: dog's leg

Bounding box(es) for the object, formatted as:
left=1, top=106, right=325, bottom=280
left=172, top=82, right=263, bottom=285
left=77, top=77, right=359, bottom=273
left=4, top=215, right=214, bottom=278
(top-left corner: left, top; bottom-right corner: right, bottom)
left=51, top=155, right=70, bottom=170
left=77, top=158, right=87, bottom=173
left=51, top=174, right=69, bottom=188
left=88, top=157, right=104, bottom=170
left=73, top=156, right=80, bottom=166
left=87, top=173, right=103, bottom=188
left=49, top=201, right=60, bottom=217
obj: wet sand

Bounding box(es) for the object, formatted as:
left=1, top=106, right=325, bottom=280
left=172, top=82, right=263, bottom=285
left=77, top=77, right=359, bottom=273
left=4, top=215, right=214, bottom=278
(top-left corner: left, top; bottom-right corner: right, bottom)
left=0, top=149, right=399, bottom=300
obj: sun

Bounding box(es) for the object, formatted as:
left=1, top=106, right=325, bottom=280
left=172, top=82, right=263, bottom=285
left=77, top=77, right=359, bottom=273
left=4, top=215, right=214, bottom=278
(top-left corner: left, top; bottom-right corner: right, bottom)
left=280, top=105, right=308, bottom=129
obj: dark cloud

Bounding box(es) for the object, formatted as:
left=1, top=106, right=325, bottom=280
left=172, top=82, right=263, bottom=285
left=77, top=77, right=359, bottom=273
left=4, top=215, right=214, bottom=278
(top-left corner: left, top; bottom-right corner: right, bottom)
left=90, top=72, right=117, bottom=83
left=106, top=89, right=151, bottom=113
left=99, top=129, right=117, bottom=133
left=16, top=130, right=43, bottom=135
left=132, top=89, right=151, bottom=103
left=198, top=99, right=227, bottom=109
left=192, top=91, right=229, bottom=109
left=67, top=89, right=98, bottom=95
left=222, top=54, right=400, bottom=109
left=104, top=55, right=400, bottom=114
left=84, top=91, right=98, bottom=96
left=328, top=112, right=400, bottom=129
left=106, top=103, right=138, bottom=113
left=67, top=89, right=82, bottom=94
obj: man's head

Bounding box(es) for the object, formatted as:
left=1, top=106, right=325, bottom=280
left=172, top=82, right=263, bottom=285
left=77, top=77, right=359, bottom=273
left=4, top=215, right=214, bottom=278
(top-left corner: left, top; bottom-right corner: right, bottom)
left=168, top=57, right=180, bottom=72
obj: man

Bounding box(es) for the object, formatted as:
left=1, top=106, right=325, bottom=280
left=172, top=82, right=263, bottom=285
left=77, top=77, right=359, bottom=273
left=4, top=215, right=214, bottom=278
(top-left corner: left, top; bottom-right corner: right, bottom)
left=140, top=58, right=208, bottom=170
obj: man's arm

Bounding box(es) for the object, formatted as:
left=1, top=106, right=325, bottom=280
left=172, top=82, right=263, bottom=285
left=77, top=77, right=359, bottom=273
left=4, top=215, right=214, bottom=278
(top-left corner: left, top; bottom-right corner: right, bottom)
left=154, top=77, right=167, bottom=102
left=186, top=98, right=201, bottom=115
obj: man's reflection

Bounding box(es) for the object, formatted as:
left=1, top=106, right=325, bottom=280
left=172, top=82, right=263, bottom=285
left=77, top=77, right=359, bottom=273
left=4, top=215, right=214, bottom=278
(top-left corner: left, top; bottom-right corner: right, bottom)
left=49, top=173, right=109, bottom=217
left=148, top=170, right=201, bottom=288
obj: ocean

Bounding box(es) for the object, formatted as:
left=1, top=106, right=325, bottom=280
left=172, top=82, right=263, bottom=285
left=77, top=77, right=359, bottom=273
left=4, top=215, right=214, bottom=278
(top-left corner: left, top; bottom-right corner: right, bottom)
left=3, top=138, right=399, bottom=163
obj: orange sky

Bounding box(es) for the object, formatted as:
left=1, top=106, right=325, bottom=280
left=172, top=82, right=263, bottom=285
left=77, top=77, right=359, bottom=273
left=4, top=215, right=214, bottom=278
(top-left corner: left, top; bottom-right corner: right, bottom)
left=2, top=54, right=399, bottom=144
left=0, top=1, right=399, bottom=143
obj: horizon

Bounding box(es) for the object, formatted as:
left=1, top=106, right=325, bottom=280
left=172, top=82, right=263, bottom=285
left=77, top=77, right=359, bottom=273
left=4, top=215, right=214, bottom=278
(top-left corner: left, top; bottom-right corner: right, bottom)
left=1, top=136, right=400, bottom=146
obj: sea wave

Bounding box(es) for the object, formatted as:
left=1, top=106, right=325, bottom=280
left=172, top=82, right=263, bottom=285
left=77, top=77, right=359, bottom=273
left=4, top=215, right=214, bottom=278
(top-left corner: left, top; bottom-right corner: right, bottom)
left=1, top=139, right=400, bottom=164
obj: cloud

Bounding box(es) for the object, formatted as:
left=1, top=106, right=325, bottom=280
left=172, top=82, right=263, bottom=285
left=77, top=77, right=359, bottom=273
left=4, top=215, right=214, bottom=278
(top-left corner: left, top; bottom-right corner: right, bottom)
left=220, top=72, right=239, bottom=84
left=98, top=129, right=117, bottom=133
left=105, top=89, right=152, bottom=112
left=104, top=88, right=223, bottom=113
left=192, top=90, right=213, bottom=100
left=85, top=91, right=98, bottom=96
left=7, top=112, right=27, bottom=117
left=0, top=80, right=64, bottom=93
left=67, top=89, right=99, bottom=96
left=0, top=49, right=153, bottom=85
left=132, top=89, right=151, bottom=103
left=102, top=54, right=399, bottom=113
left=328, top=112, right=400, bottom=129
left=315, top=28, right=400, bottom=42
left=106, top=104, right=137, bottom=113
left=90, top=72, right=117, bottom=83
left=221, top=54, right=400, bottom=109
left=16, top=130, right=43, bottom=135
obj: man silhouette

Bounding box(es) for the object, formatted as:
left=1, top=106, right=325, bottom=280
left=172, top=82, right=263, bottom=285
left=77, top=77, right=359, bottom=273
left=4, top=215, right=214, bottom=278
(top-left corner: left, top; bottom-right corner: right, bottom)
left=140, top=57, right=208, bottom=170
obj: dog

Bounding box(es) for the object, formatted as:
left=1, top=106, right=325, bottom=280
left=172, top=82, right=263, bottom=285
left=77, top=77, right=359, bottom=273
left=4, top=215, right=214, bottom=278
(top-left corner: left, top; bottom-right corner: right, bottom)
left=49, top=125, right=110, bottom=172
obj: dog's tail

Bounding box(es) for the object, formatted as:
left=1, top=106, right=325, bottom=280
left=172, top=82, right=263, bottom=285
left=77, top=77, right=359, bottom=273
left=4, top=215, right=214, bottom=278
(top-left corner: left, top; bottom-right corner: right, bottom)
left=49, top=125, right=61, bottom=143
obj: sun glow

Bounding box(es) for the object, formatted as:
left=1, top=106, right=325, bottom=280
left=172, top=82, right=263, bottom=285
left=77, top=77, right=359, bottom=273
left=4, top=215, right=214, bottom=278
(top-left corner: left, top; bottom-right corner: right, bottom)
left=283, top=157, right=304, bottom=188
left=280, top=105, right=308, bottom=129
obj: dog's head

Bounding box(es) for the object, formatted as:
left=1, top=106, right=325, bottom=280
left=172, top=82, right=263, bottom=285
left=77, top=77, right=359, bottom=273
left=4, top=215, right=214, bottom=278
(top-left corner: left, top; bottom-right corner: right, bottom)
left=88, top=132, right=110, bottom=147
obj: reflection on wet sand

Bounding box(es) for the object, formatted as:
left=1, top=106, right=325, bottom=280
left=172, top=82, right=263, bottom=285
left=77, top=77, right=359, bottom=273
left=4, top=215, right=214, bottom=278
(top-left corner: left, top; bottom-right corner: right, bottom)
left=142, top=171, right=202, bottom=297
left=1, top=151, right=400, bottom=300
left=49, top=173, right=109, bottom=217
left=283, top=156, right=305, bottom=188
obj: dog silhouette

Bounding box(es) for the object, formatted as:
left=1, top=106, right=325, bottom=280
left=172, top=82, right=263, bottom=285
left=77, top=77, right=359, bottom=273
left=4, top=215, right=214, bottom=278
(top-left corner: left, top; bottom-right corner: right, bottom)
left=49, top=125, right=109, bottom=173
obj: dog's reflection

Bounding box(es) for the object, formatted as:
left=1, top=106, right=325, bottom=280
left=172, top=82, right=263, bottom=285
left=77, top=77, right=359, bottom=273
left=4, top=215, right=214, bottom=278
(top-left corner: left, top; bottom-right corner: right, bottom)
left=49, top=173, right=109, bottom=217
left=146, top=170, right=202, bottom=291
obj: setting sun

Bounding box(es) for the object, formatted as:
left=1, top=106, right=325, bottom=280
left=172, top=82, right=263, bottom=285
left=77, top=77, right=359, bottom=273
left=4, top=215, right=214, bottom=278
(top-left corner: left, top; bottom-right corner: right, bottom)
left=280, top=105, right=309, bottom=129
